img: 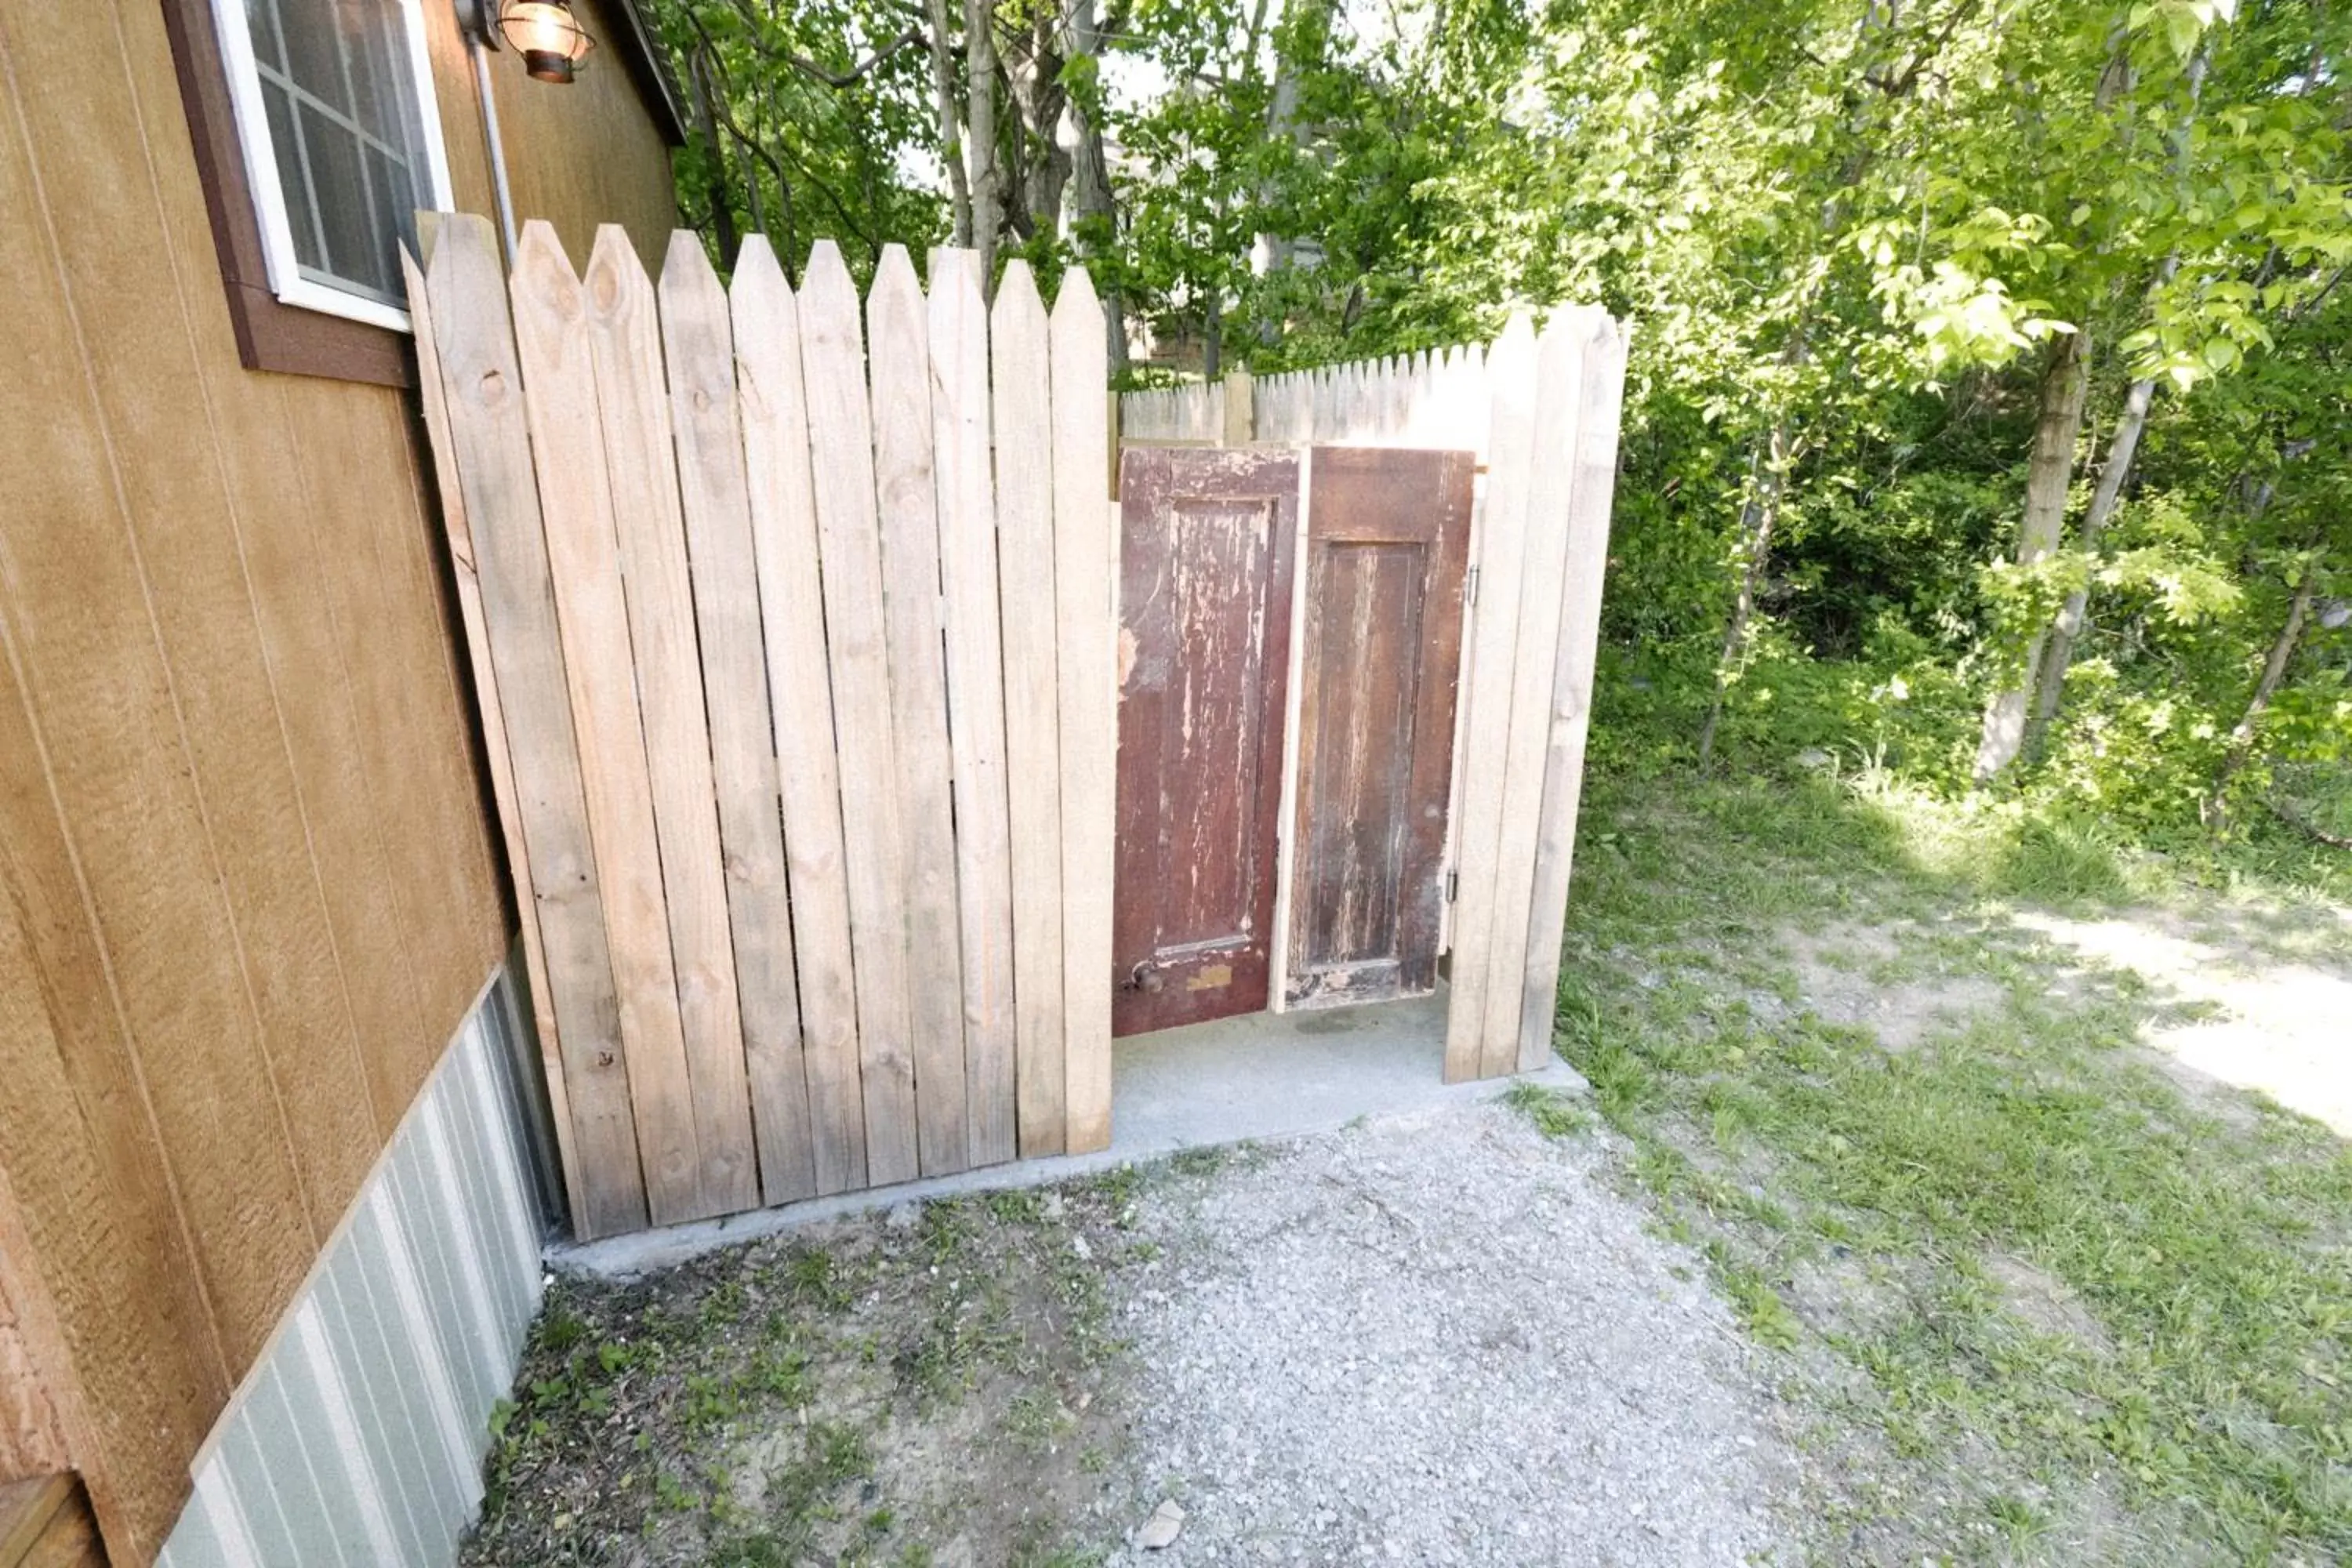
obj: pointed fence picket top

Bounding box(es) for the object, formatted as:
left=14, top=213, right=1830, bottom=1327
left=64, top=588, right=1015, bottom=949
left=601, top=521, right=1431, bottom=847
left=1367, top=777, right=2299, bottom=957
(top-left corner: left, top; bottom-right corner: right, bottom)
left=407, top=223, right=1115, bottom=1237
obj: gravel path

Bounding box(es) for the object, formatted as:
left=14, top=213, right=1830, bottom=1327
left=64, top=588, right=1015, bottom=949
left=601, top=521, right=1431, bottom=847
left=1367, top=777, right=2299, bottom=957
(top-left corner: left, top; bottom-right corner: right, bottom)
left=1105, top=1102, right=1795, bottom=1566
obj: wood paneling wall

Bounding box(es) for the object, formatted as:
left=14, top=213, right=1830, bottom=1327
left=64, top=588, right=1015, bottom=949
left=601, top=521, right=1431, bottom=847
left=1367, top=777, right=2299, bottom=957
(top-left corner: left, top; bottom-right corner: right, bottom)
left=0, top=0, right=678, bottom=1562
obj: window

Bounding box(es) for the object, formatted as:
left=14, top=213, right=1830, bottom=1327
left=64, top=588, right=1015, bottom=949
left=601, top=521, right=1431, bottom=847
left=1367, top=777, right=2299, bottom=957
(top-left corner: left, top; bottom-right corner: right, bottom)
left=210, top=0, right=454, bottom=333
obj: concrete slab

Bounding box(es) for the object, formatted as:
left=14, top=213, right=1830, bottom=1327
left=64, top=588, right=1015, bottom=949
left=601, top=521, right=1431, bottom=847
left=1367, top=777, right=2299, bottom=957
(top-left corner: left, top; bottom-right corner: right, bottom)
left=549, top=985, right=1587, bottom=1280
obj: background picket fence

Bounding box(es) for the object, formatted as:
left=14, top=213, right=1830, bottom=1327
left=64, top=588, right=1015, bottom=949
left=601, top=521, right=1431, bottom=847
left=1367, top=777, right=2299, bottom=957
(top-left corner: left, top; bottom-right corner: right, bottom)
left=406, top=215, right=1114, bottom=1240
left=1120, top=347, right=1496, bottom=455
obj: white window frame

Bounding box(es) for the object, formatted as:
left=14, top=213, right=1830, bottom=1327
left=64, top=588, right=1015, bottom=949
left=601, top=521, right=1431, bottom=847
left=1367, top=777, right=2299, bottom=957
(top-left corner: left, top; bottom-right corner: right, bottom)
left=208, top=0, right=457, bottom=334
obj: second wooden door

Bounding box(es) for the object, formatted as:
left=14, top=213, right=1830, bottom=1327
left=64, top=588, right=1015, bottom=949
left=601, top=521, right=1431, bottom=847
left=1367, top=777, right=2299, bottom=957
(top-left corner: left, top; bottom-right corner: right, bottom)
left=1112, top=448, right=1300, bottom=1036
left=1285, top=447, right=1474, bottom=1007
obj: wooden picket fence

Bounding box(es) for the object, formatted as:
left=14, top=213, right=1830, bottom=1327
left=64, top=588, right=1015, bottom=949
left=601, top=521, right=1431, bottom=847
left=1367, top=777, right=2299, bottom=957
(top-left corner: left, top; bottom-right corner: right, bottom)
left=1121, top=318, right=1628, bottom=1083
left=405, top=215, right=1115, bottom=1240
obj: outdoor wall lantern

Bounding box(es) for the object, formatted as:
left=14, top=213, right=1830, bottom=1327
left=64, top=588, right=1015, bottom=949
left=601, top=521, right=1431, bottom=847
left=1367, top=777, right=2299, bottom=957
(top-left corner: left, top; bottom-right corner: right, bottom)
left=496, top=0, right=596, bottom=83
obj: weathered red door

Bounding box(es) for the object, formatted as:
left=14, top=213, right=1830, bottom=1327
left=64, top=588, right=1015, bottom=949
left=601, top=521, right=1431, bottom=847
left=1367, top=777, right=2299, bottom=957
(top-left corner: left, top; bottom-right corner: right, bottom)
left=1112, top=448, right=1300, bottom=1036
left=1286, top=447, right=1474, bottom=1007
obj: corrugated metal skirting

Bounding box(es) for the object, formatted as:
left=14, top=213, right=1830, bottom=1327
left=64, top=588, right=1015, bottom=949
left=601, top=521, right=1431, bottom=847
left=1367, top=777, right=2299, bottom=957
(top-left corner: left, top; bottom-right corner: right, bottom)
left=155, top=965, right=554, bottom=1568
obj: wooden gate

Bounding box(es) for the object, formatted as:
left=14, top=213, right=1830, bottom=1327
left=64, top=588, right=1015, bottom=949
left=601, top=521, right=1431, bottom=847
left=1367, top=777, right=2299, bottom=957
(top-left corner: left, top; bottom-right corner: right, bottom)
left=405, top=215, right=1115, bottom=1240
left=1111, top=448, right=1300, bottom=1036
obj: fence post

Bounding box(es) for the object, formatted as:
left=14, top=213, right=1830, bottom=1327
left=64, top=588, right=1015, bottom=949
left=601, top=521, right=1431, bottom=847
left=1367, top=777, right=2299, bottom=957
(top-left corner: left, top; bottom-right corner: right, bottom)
left=1222, top=368, right=1254, bottom=446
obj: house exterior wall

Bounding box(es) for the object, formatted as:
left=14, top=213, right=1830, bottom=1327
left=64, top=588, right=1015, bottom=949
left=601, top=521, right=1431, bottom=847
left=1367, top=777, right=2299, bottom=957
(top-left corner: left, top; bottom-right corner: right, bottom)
left=0, top=0, right=678, bottom=1559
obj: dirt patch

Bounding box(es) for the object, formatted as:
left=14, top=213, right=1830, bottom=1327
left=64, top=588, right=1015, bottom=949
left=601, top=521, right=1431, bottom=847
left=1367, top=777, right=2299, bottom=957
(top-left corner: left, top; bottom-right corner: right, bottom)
left=461, top=1185, right=1138, bottom=1567
left=1783, top=922, right=2005, bottom=1051
left=1983, top=1251, right=2112, bottom=1356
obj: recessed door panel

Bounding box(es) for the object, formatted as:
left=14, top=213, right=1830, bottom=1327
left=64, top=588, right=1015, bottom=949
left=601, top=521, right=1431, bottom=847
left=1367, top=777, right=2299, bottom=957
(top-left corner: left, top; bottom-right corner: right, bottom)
left=1112, top=448, right=1299, bottom=1036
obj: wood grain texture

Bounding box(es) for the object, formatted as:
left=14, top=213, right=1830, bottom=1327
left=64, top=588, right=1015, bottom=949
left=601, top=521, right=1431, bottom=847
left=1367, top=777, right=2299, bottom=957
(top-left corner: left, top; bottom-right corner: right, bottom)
left=511, top=222, right=706, bottom=1226
left=800, top=241, right=921, bottom=1188
left=931, top=248, right=1018, bottom=1170
left=1287, top=448, right=1472, bottom=1009
left=1439, top=313, right=1539, bottom=1083
left=869, top=245, right=971, bottom=1178
left=583, top=226, right=759, bottom=1217
left=662, top=231, right=816, bottom=1207
left=1051, top=268, right=1116, bottom=1152
left=404, top=241, right=589, bottom=1234
left=425, top=218, right=647, bottom=1239
left=1518, top=316, right=1630, bottom=1068
left=732, top=240, right=868, bottom=1196
left=1475, top=310, right=1596, bottom=1079
left=990, top=263, right=1068, bottom=1158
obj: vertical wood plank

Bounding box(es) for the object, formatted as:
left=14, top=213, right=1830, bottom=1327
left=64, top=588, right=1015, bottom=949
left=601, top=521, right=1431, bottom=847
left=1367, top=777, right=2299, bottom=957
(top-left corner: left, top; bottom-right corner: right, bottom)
left=991, top=263, right=1068, bottom=1157
left=425, top=216, right=647, bottom=1238
left=402, top=244, right=588, bottom=1233
left=661, top=230, right=817, bottom=1205
left=1051, top=267, right=1116, bottom=1153
left=800, top=241, right=921, bottom=1187
left=1439, top=313, right=1538, bottom=1083
left=1475, top=310, right=1597, bottom=1078
left=733, top=240, right=868, bottom=1195
left=869, top=245, right=971, bottom=1178
left=584, top=227, right=758, bottom=1217
left=508, top=221, right=704, bottom=1225
left=1518, top=315, right=1631, bottom=1067
left=931, top=248, right=1018, bottom=1169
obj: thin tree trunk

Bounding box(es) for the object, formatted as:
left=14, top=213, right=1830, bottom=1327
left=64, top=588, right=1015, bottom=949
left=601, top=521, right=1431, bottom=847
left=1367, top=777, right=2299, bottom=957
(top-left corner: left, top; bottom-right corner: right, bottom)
left=2207, top=561, right=2318, bottom=822
left=1697, top=426, right=1789, bottom=773
left=1974, top=328, right=2091, bottom=783
left=2031, top=372, right=2155, bottom=732
left=922, top=0, right=973, bottom=245
left=1062, top=0, right=1126, bottom=372
left=966, top=0, right=1000, bottom=286
left=688, top=46, right=741, bottom=267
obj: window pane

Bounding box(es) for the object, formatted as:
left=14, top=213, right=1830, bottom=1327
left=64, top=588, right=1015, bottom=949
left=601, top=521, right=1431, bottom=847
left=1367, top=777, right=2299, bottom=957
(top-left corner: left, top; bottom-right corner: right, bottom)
left=259, top=78, right=322, bottom=270
left=250, top=0, right=435, bottom=309
left=243, top=0, right=281, bottom=72
left=297, top=100, right=389, bottom=299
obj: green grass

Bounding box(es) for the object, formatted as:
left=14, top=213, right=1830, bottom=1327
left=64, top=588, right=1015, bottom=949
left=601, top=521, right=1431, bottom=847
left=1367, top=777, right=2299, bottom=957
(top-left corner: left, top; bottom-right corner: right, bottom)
left=1554, top=764, right=2352, bottom=1564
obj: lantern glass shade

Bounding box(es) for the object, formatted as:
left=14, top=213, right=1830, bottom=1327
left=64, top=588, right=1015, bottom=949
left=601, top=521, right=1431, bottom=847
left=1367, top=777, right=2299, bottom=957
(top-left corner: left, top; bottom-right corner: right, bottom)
left=497, top=0, right=594, bottom=82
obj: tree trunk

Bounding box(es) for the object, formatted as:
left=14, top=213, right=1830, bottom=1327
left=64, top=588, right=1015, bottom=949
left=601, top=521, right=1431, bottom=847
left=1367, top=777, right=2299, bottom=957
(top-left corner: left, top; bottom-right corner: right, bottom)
left=1062, top=0, right=1127, bottom=372
left=1697, top=426, right=1790, bottom=773
left=922, top=0, right=973, bottom=245
left=2031, top=372, right=2155, bottom=734
left=1973, top=328, right=2091, bottom=783
left=688, top=46, right=741, bottom=267
left=966, top=0, right=1000, bottom=285
left=2206, top=561, right=2318, bottom=822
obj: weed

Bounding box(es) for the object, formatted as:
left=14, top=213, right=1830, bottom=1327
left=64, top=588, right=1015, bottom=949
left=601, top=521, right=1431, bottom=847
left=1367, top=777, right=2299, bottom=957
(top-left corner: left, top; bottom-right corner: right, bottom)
left=1501, top=1081, right=1595, bottom=1139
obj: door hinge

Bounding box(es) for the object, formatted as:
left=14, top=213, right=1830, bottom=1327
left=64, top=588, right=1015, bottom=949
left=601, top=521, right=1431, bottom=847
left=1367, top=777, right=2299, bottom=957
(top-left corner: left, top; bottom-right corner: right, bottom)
left=1465, top=565, right=1479, bottom=608
left=1446, top=869, right=1460, bottom=902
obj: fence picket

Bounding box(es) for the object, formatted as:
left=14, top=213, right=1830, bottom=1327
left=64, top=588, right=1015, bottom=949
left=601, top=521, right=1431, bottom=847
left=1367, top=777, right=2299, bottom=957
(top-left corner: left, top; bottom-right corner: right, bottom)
left=867, top=246, right=971, bottom=1178
left=1476, top=308, right=1597, bottom=1079
left=731, top=241, right=867, bottom=1194
left=800, top=241, right=922, bottom=1187
left=582, top=227, right=759, bottom=1215
left=992, top=263, right=1069, bottom=1157
left=411, top=221, right=642, bottom=1239
left=1439, top=313, right=1538, bottom=1083
left=509, top=222, right=707, bottom=1222
left=1518, top=314, right=1631, bottom=1067
left=1051, top=268, right=1116, bottom=1153
left=931, top=248, right=1018, bottom=1169
left=659, top=231, right=815, bottom=1204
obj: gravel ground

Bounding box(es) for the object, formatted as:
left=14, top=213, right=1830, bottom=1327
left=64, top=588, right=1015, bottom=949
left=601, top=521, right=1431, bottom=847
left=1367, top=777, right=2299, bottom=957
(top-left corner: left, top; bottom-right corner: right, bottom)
left=1103, top=1103, right=1798, bottom=1566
